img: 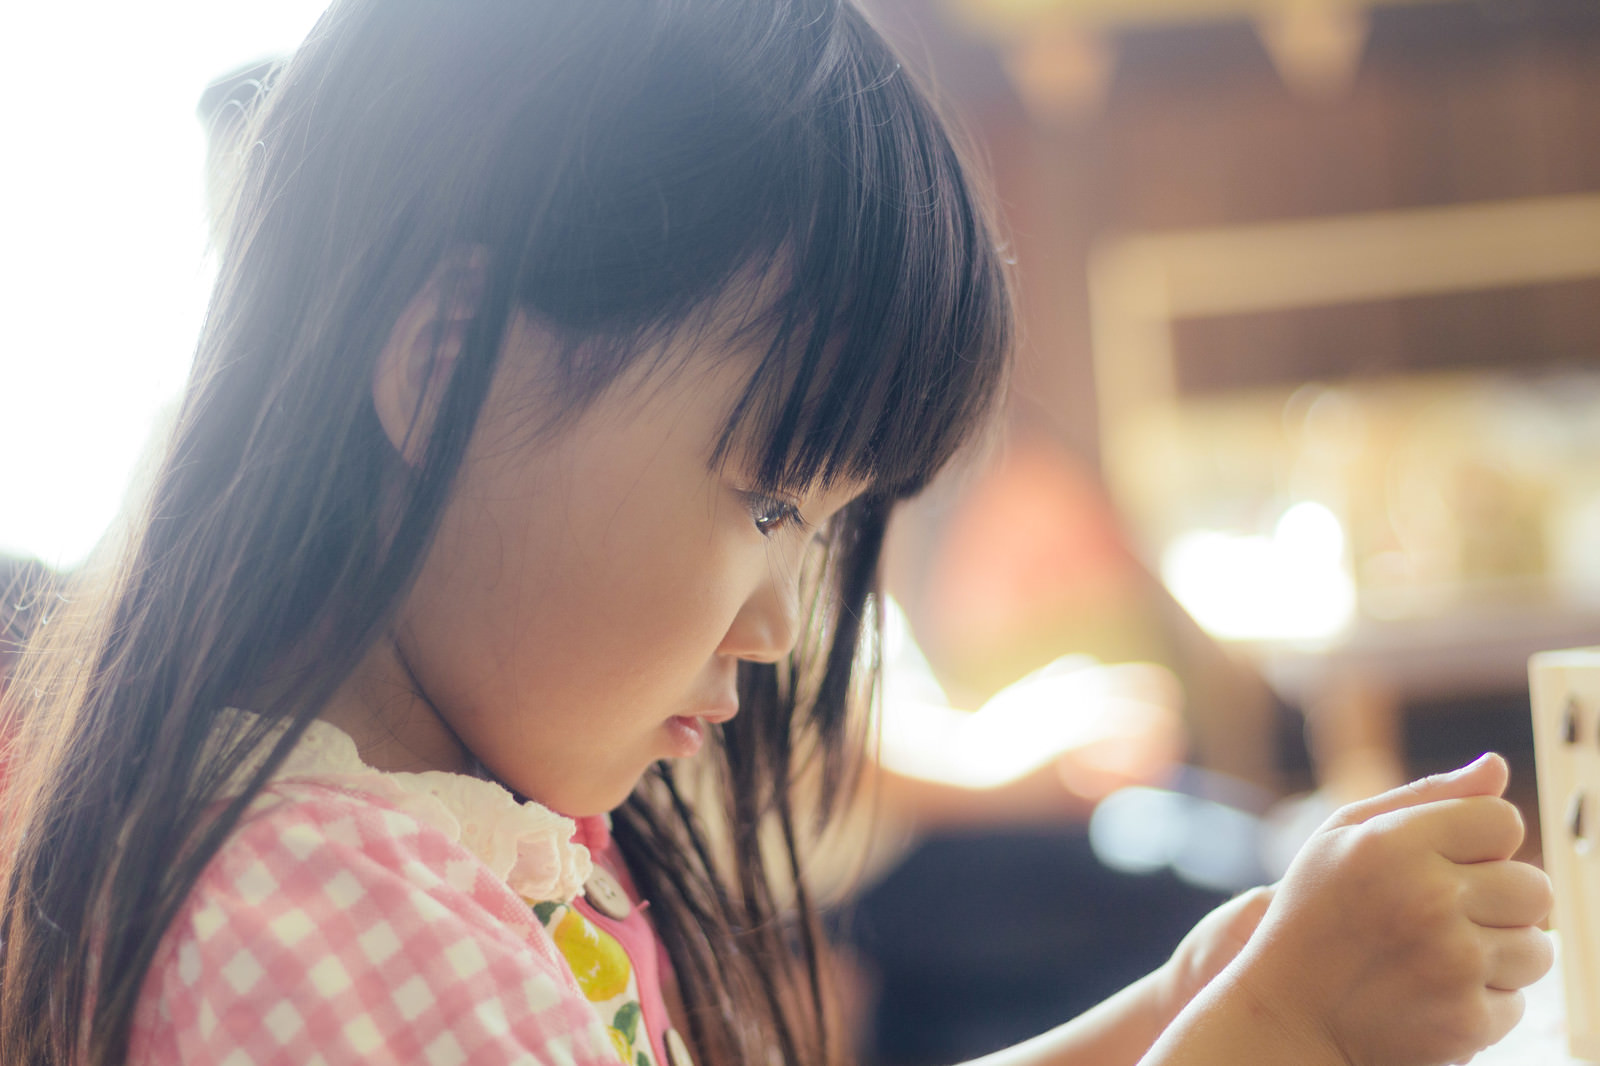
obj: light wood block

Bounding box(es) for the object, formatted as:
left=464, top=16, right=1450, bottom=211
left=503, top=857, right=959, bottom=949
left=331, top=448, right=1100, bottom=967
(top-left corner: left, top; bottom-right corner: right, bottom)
left=1531, top=649, right=1600, bottom=1063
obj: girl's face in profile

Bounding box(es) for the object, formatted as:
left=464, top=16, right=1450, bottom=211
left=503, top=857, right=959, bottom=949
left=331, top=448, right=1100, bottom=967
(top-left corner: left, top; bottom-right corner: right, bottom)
left=346, top=315, right=862, bottom=816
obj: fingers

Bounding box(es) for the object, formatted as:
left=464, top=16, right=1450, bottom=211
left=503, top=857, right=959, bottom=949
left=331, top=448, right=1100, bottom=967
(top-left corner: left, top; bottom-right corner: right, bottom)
left=1461, top=861, right=1554, bottom=928
left=1431, top=931, right=1548, bottom=1066
left=1478, top=987, right=1528, bottom=1048
left=1483, top=926, right=1555, bottom=992
left=1328, top=753, right=1508, bottom=829
left=1320, top=756, right=1524, bottom=865
left=1432, top=988, right=1529, bottom=1064
left=1419, top=795, right=1526, bottom=864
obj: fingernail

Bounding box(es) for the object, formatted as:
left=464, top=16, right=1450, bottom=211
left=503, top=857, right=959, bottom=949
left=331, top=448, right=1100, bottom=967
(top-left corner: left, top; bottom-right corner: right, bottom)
left=1445, top=752, right=1494, bottom=779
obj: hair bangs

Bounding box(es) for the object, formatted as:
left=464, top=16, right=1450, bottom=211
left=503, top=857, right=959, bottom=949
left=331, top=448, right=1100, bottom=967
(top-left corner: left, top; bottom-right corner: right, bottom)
left=720, top=19, right=1013, bottom=504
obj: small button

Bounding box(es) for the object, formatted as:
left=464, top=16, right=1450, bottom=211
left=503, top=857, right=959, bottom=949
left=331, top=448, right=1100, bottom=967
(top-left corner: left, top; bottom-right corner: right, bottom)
left=583, top=866, right=632, bottom=921
left=1569, top=791, right=1587, bottom=842
left=1564, top=698, right=1581, bottom=744
left=665, top=1028, right=696, bottom=1066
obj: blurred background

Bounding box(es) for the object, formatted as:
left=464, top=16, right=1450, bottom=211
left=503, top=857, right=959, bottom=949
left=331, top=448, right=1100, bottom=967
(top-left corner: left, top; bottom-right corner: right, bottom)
left=851, top=3, right=1600, bottom=1061
left=3, top=1, right=1598, bottom=1063
left=870, top=0, right=1600, bottom=790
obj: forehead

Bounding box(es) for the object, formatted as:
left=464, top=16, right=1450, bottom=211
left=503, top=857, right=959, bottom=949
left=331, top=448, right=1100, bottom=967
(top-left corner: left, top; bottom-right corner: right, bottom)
left=622, top=344, right=876, bottom=511
left=515, top=258, right=907, bottom=501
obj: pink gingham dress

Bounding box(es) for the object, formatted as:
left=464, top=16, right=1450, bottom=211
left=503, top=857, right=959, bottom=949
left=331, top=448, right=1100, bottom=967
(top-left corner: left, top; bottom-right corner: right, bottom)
left=128, top=717, right=632, bottom=1066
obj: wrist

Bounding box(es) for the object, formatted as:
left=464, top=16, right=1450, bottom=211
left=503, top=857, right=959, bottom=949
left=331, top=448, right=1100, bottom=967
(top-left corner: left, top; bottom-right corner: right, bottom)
left=1140, top=936, right=1355, bottom=1066
left=1200, top=962, right=1351, bottom=1066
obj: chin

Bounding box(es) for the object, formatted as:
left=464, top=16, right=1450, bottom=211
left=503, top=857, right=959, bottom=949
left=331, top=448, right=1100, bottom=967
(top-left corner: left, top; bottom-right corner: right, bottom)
left=535, top=774, right=649, bottom=820
left=491, top=756, right=648, bottom=818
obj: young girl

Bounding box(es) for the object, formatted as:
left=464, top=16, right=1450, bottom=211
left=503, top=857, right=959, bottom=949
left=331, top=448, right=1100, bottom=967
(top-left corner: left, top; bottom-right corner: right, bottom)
left=0, top=2, right=1553, bottom=1065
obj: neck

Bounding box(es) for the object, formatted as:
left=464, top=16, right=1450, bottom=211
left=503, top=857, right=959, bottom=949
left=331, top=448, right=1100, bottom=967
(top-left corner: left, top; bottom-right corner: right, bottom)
left=317, top=633, right=474, bottom=775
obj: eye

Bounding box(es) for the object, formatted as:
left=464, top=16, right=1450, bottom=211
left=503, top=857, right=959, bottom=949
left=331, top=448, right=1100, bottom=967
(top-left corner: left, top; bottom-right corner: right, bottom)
left=742, top=492, right=808, bottom=538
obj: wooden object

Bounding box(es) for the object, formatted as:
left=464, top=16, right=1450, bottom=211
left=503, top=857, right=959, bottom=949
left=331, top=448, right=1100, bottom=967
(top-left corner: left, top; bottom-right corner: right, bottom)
left=1531, top=648, right=1600, bottom=1063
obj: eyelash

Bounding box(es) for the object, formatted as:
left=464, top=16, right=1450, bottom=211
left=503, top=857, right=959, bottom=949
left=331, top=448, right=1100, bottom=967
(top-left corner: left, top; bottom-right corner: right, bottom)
left=742, top=492, right=808, bottom=538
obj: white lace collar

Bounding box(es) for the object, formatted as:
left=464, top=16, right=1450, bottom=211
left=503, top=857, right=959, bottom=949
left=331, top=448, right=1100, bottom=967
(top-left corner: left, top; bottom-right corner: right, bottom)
left=223, top=713, right=593, bottom=903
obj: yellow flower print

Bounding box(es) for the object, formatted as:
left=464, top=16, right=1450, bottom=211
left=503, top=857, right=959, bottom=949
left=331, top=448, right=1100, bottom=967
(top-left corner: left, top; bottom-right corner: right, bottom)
left=608, top=1025, right=632, bottom=1064
left=551, top=907, right=633, bottom=1002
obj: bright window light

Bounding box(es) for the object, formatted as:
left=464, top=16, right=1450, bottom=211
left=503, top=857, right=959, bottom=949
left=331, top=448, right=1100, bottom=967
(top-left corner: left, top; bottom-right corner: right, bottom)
left=1160, top=501, right=1356, bottom=642
left=0, top=2, right=332, bottom=570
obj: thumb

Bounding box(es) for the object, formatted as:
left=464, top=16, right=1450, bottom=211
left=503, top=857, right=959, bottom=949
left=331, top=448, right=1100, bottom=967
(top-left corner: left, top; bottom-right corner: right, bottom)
left=1327, top=752, right=1508, bottom=828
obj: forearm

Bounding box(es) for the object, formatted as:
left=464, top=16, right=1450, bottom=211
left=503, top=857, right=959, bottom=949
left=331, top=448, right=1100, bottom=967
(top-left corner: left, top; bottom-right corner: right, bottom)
left=958, top=962, right=1347, bottom=1066
left=959, top=968, right=1170, bottom=1066
left=1135, top=966, right=1347, bottom=1066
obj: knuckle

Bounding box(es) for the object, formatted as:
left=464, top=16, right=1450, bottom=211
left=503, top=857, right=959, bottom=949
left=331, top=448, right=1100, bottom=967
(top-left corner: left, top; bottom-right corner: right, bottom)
left=1443, top=934, right=1487, bottom=983
left=1399, top=876, right=1465, bottom=934
left=1345, top=819, right=1405, bottom=865
left=1498, top=991, right=1528, bottom=1040
left=1528, top=867, right=1556, bottom=916
left=1489, top=797, right=1525, bottom=841
left=1534, top=928, right=1557, bottom=971
left=1511, top=927, right=1556, bottom=983
left=1415, top=928, right=1484, bottom=987
left=1495, top=861, right=1553, bottom=923
left=1436, top=993, right=1494, bottom=1052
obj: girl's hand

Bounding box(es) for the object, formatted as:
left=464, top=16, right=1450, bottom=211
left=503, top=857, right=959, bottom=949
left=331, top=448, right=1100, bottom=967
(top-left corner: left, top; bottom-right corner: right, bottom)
left=1223, top=753, right=1555, bottom=1066
left=1153, top=885, right=1275, bottom=1027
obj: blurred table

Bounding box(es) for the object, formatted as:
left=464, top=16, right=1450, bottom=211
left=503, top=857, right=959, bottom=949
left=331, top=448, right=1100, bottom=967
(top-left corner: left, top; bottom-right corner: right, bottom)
left=1242, top=598, right=1600, bottom=800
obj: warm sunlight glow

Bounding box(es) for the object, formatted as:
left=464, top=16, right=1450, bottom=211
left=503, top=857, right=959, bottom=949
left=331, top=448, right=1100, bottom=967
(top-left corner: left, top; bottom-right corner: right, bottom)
left=1160, top=501, right=1356, bottom=642
left=0, top=2, right=332, bottom=569
left=877, top=658, right=1181, bottom=791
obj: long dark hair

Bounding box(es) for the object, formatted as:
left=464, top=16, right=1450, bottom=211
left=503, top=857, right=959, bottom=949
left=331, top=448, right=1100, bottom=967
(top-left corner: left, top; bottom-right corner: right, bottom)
left=0, top=2, right=1012, bottom=1064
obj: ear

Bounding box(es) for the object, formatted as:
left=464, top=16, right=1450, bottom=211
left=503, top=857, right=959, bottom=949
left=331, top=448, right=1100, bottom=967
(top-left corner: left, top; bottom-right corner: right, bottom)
left=372, top=247, right=489, bottom=464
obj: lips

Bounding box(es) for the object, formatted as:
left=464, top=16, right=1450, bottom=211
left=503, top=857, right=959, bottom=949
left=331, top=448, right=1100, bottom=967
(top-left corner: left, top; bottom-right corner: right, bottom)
left=662, top=696, right=738, bottom=759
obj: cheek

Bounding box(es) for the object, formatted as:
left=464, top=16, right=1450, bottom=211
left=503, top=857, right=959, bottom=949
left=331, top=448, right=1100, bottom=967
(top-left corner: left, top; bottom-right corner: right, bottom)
left=409, top=404, right=765, bottom=695
left=595, top=529, right=748, bottom=664
left=443, top=485, right=744, bottom=683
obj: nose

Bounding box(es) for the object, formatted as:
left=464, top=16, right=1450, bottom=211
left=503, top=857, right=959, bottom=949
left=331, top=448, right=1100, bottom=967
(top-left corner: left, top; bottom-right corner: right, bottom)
left=720, top=568, right=803, bottom=664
